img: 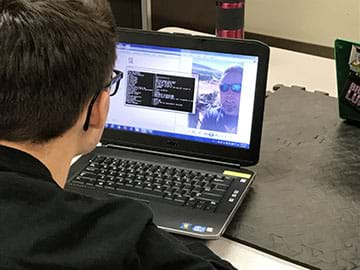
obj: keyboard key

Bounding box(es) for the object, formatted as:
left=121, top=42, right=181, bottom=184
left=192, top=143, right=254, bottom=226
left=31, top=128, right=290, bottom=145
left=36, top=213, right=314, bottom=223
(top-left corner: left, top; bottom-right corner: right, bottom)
left=174, top=198, right=186, bottom=205
left=97, top=174, right=106, bottom=181
left=71, top=179, right=85, bottom=185
left=204, top=201, right=218, bottom=212
left=85, top=167, right=98, bottom=173
left=184, top=198, right=197, bottom=208
left=134, top=183, right=144, bottom=189
left=214, top=177, right=232, bottom=186
left=115, top=182, right=125, bottom=187
left=104, top=182, right=115, bottom=190
left=206, top=189, right=226, bottom=197
left=95, top=181, right=105, bottom=188
left=80, top=172, right=97, bottom=179
left=153, top=187, right=164, bottom=194
left=195, top=200, right=207, bottom=210
left=196, top=193, right=221, bottom=203
left=114, top=186, right=164, bottom=200
left=192, top=186, right=203, bottom=193
left=105, top=175, right=114, bottom=181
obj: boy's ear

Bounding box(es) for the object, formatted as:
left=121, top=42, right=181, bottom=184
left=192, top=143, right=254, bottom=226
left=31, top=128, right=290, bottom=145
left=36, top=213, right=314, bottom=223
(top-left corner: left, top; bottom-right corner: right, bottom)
left=89, top=90, right=110, bottom=130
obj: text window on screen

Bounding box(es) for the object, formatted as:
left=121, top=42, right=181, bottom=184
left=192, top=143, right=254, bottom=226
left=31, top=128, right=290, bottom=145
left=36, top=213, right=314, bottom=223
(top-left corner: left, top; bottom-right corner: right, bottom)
left=125, top=68, right=198, bottom=114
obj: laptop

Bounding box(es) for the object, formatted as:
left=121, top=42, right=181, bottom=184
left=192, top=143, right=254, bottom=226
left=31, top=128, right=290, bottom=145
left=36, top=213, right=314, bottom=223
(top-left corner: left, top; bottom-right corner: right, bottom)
left=335, top=39, right=360, bottom=123
left=66, top=28, right=269, bottom=239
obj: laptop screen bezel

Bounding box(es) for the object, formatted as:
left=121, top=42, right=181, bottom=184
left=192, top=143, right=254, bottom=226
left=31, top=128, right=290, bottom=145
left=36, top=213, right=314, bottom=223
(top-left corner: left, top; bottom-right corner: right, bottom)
left=102, top=28, right=269, bottom=166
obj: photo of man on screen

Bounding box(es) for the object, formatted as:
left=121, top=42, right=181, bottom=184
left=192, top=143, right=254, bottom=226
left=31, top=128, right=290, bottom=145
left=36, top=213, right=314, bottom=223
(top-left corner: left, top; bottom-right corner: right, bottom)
left=200, top=66, right=243, bottom=134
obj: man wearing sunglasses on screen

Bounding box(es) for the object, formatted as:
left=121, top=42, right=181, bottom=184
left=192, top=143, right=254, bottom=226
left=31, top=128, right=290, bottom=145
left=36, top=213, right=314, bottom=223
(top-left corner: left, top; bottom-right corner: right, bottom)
left=201, top=66, right=243, bottom=134
left=0, top=1, right=236, bottom=269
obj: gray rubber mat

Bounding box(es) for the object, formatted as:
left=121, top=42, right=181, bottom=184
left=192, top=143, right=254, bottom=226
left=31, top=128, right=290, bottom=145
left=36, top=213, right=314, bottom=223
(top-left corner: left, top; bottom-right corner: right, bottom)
left=225, top=86, right=360, bottom=270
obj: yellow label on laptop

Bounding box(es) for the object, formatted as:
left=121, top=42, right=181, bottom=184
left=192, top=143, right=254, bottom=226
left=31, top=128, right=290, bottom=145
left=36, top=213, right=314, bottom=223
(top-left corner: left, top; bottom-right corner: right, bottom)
left=223, top=170, right=252, bottom=179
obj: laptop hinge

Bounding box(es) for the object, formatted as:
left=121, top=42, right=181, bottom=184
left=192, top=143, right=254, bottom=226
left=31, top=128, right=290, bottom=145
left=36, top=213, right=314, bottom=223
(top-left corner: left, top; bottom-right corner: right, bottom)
left=103, top=144, right=242, bottom=168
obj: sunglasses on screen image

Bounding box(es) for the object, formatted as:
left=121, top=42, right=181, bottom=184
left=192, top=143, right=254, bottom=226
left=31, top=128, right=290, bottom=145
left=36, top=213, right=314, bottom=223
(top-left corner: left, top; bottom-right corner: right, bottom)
left=219, top=83, right=242, bottom=93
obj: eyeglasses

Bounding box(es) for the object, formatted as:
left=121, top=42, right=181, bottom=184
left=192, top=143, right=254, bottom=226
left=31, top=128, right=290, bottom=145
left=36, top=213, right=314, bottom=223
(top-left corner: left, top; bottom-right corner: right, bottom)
left=219, top=83, right=242, bottom=93
left=83, top=69, right=123, bottom=131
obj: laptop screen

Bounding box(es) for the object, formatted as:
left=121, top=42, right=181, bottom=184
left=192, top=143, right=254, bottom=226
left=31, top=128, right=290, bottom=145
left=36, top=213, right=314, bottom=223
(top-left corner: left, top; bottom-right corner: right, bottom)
left=105, top=42, right=259, bottom=150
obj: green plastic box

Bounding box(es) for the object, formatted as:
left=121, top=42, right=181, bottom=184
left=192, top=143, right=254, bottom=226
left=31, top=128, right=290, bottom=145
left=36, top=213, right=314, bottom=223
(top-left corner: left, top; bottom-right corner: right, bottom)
left=335, top=39, right=360, bottom=123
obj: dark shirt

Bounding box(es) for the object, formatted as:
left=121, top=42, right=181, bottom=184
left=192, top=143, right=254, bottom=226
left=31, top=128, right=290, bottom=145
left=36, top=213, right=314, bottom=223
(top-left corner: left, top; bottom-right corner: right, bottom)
left=0, top=145, right=236, bottom=270
left=201, top=108, right=238, bottom=134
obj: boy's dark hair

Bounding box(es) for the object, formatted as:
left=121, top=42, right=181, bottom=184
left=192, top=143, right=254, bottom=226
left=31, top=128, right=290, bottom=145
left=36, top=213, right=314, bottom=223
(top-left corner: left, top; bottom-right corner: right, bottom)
left=0, top=0, right=116, bottom=143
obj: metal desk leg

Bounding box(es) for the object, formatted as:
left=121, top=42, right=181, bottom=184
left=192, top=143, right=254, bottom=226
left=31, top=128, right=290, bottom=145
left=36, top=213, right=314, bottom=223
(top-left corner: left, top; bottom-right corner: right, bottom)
left=141, top=0, right=152, bottom=30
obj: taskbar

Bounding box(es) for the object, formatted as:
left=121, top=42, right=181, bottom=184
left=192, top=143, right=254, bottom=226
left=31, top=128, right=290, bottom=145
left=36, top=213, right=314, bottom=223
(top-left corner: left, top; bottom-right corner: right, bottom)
left=105, top=123, right=250, bottom=150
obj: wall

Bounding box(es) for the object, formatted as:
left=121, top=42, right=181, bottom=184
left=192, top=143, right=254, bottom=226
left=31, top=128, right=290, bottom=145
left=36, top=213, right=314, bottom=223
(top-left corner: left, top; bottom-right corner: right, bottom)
left=245, top=0, right=360, bottom=47
left=109, top=0, right=142, bottom=28
left=152, top=0, right=216, bottom=34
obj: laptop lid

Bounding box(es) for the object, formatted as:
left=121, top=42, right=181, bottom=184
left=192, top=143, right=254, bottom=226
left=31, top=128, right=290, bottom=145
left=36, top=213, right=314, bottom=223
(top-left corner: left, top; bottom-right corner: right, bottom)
left=102, top=28, right=269, bottom=166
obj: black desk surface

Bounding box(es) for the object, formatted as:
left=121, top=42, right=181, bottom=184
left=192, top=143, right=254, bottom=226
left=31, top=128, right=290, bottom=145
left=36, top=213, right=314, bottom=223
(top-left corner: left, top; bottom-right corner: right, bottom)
left=225, top=86, right=360, bottom=270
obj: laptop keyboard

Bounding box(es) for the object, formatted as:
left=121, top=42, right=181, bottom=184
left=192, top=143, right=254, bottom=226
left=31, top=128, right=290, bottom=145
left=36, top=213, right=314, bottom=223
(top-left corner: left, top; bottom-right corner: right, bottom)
left=69, top=155, right=235, bottom=212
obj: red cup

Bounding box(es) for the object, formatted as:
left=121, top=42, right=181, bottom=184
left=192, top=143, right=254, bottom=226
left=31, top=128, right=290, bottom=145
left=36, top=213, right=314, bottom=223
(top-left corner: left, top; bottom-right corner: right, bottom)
left=216, top=1, right=245, bottom=39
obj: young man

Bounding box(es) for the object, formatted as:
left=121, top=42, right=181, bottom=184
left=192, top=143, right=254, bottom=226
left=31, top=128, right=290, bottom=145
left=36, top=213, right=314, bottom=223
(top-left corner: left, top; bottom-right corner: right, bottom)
left=0, top=1, right=236, bottom=269
left=201, top=66, right=243, bottom=134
